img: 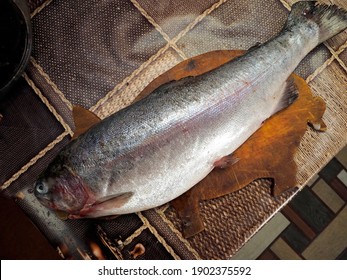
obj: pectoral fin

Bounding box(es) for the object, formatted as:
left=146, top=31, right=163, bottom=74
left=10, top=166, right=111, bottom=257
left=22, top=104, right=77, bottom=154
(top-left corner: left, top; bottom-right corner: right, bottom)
left=96, top=192, right=133, bottom=206
left=273, top=76, right=299, bottom=114
left=76, top=192, right=134, bottom=218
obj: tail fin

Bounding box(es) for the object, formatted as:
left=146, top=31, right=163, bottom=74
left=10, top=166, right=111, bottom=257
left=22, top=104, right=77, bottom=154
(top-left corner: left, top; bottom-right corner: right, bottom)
left=287, top=1, right=347, bottom=43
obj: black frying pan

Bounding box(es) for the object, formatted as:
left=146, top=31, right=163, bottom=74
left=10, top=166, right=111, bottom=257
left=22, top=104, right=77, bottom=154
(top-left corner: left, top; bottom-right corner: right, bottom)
left=0, top=0, right=32, bottom=100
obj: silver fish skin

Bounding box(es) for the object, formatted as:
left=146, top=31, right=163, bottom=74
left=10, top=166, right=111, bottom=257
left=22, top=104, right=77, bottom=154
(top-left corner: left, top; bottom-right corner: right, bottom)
left=34, top=1, right=347, bottom=218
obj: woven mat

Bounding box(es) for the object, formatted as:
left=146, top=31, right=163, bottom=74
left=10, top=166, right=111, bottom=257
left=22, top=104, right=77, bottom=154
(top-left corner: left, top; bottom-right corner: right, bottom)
left=1, top=0, right=346, bottom=259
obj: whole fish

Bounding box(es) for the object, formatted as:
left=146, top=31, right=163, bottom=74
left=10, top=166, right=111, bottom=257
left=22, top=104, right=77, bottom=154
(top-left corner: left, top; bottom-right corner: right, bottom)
left=34, top=1, right=347, bottom=218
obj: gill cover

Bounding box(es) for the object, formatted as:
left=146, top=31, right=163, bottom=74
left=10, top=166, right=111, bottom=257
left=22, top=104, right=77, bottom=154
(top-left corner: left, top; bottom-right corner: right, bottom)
left=34, top=165, right=89, bottom=213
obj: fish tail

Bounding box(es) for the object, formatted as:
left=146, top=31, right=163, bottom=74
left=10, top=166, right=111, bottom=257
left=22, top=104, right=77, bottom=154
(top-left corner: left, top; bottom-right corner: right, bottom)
left=287, top=1, right=347, bottom=43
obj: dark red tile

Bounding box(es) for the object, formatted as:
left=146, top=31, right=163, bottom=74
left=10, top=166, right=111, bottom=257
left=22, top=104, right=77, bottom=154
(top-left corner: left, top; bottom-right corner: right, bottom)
left=329, top=177, right=347, bottom=202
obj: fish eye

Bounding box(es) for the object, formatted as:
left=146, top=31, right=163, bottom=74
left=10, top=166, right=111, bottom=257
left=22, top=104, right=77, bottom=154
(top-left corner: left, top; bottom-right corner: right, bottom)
left=35, top=181, right=49, bottom=194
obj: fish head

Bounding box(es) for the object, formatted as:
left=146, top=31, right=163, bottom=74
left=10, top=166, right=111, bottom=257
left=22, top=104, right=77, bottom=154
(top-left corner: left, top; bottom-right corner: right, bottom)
left=34, top=162, right=89, bottom=214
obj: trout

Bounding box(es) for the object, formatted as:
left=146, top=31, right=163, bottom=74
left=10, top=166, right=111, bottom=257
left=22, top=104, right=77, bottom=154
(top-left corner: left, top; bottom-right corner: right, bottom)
left=34, top=1, right=347, bottom=218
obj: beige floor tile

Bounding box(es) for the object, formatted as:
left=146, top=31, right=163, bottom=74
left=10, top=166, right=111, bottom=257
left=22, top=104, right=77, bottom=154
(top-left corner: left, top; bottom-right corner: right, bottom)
left=312, top=179, right=344, bottom=213
left=337, top=170, right=347, bottom=187
left=270, top=238, right=302, bottom=260
left=302, top=206, right=347, bottom=260
left=231, top=212, right=290, bottom=260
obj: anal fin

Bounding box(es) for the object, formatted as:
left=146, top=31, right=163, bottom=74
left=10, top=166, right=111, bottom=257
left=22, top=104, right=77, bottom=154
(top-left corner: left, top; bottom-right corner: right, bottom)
left=273, top=76, right=299, bottom=114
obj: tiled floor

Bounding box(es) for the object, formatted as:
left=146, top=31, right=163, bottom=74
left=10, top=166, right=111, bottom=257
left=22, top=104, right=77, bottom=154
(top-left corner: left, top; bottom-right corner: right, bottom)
left=232, top=145, right=347, bottom=260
